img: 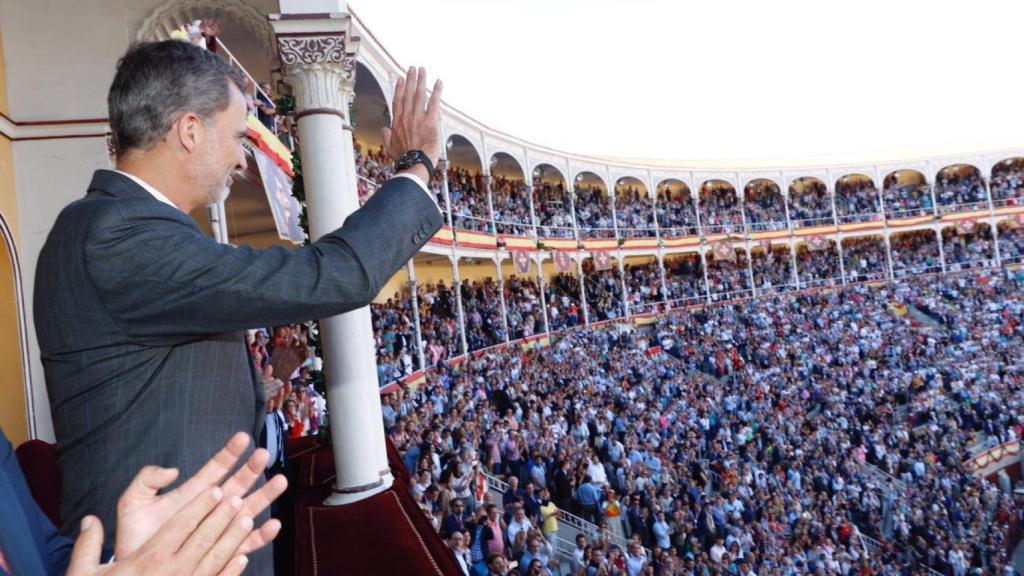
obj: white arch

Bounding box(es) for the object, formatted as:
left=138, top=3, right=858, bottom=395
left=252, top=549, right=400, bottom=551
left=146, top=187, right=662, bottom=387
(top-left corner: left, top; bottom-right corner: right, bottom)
left=136, top=0, right=277, bottom=61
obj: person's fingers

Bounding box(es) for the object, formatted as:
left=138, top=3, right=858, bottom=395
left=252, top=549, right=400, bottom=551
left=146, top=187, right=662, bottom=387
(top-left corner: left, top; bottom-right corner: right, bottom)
left=240, top=473, right=288, bottom=520
left=391, top=76, right=406, bottom=128
left=402, top=66, right=417, bottom=125
left=236, top=518, right=282, bottom=556
left=177, top=495, right=246, bottom=568
left=425, top=79, right=443, bottom=124
left=118, top=466, right=180, bottom=511
left=150, top=486, right=225, bottom=552
left=215, top=556, right=250, bottom=576
left=175, top=433, right=250, bottom=503
left=67, top=516, right=105, bottom=576
left=220, top=447, right=269, bottom=500
left=193, top=511, right=255, bottom=576
left=412, top=67, right=427, bottom=119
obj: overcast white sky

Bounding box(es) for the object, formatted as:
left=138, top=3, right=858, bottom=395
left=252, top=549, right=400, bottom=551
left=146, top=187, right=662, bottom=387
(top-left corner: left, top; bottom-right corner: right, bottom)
left=350, top=0, right=1023, bottom=164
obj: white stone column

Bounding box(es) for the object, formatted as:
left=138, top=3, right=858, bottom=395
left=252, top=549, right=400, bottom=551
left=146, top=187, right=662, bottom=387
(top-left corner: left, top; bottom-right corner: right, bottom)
left=270, top=10, right=392, bottom=505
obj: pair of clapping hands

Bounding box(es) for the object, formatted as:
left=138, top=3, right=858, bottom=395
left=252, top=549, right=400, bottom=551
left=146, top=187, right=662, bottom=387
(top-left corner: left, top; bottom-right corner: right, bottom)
left=68, top=432, right=288, bottom=576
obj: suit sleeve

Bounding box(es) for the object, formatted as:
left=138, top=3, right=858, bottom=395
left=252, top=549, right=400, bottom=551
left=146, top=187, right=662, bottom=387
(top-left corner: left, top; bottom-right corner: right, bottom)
left=85, top=176, right=443, bottom=342
left=0, top=432, right=74, bottom=575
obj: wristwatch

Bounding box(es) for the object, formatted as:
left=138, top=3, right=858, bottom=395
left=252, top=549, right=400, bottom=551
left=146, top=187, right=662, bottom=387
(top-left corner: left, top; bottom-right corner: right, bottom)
left=396, top=149, right=435, bottom=178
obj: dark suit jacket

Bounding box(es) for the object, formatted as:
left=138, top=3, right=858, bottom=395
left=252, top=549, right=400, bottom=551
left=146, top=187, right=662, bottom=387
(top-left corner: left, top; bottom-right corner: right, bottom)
left=34, top=169, right=443, bottom=569
left=0, top=427, right=73, bottom=576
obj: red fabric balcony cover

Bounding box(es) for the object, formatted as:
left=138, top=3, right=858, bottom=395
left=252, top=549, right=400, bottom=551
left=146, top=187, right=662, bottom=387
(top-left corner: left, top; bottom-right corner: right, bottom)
left=287, top=435, right=463, bottom=576
left=15, top=439, right=62, bottom=528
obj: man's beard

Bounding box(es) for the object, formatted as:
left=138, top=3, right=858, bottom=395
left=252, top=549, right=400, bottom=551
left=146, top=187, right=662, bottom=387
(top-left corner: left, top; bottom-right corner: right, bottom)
left=206, top=178, right=232, bottom=206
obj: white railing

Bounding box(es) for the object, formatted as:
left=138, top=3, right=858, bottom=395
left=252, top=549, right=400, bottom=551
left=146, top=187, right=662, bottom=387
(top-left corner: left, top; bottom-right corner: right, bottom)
left=858, top=461, right=909, bottom=493
left=480, top=471, right=648, bottom=560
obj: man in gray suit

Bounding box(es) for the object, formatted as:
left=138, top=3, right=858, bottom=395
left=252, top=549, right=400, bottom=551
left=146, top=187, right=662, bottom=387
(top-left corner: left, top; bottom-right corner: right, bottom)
left=34, top=40, right=444, bottom=573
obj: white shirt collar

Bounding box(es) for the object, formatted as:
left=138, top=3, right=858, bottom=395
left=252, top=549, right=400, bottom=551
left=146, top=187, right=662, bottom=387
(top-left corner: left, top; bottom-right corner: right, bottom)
left=113, top=170, right=182, bottom=212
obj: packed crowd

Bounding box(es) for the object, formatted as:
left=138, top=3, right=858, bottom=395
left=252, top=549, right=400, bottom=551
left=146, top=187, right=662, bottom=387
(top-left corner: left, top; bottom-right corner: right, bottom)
left=699, top=185, right=744, bottom=235
left=835, top=178, right=881, bottom=223
left=883, top=175, right=934, bottom=219
left=449, top=167, right=493, bottom=233
left=991, top=162, right=1024, bottom=207
left=247, top=324, right=326, bottom=440
left=576, top=186, right=617, bottom=239
left=384, top=269, right=1024, bottom=576
left=788, top=180, right=834, bottom=227
left=664, top=255, right=707, bottom=308
left=616, top=187, right=658, bottom=238
left=535, top=181, right=576, bottom=239
left=1000, top=225, right=1024, bottom=264
left=706, top=251, right=753, bottom=301
left=935, top=169, right=988, bottom=213
left=796, top=243, right=843, bottom=288
left=493, top=176, right=534, bottom=236
left=942, top=227, right=996, bottom=272
left=623, top=261, right=666, bottom=315
left=842, top=238, right=890, bottom=283
left=657, top=190, right=701, bottom=237
left=751, top=248, right=795, bottom=294
left=891, top=232, right=942, bottom=277
left=743, top=183, right=788, bottom=232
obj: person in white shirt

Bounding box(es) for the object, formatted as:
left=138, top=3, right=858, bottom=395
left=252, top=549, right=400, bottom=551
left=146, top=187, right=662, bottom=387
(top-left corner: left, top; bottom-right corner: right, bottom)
left=447, top=531, right=471, bottom=576
left=506, top=506, right=533, bottom=548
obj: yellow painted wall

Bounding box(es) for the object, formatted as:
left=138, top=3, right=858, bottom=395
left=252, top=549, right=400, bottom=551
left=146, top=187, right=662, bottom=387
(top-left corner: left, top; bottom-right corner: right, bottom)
left=0, top=230, right=28, bottom=445
left=0, top=28, right=27, bottom=444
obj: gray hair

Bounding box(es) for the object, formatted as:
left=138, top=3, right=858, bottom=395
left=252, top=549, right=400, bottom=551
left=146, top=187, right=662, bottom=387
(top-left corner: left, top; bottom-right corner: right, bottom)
left=107, top=40, right=246, bottom=158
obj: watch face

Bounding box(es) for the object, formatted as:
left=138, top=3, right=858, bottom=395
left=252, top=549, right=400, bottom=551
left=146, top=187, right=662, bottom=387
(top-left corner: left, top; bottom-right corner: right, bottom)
left=399, top=151, right=419, bottom=168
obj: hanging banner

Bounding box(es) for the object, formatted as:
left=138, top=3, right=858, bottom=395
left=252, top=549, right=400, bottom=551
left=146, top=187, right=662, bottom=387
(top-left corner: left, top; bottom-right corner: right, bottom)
left=593, top=250, right=612, bottom=271
left=513, top=250, right=532, bottom=274
left=553, top=250, right=573, bottom=273
left=713, top=240, right=736, bottom=262
left=252, top=146, right=305, bottom=244
left=807, top=235, right=829, bottom=251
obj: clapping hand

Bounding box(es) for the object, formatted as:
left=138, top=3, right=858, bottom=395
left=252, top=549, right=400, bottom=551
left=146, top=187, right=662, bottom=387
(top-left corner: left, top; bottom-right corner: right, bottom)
left=113, top=432, right=287, bottom=560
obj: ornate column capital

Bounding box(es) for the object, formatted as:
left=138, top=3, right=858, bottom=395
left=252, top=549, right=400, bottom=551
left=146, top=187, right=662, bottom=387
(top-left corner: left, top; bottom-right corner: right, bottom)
left=270, top=14, right=360, bottom=125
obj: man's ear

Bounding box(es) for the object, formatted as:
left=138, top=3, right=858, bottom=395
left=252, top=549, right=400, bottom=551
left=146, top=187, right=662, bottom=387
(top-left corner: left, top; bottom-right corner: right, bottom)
left=176, top=111, right=204, bottom=152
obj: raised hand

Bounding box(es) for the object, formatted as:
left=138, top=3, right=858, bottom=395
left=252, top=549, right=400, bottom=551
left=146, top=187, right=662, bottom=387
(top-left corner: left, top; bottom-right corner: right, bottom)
left=381, top=66, right=443, bottom=169
left=114, top=432, right=288, bottom=560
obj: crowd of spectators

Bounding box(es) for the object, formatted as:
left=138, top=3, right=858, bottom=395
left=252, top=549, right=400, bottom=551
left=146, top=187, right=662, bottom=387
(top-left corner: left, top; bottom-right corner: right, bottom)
left=623, top=261, right=666, bottom=315
left=576, top=186, right=617, bottom=239
left=616, top=187, right=658, bottom=238
left=493, top=177, right=534, bottom=236
left=942, top=227, right=996, bottom=272
left=842, top=238, right=890, bottom=283
left=883, top=175, right=934, bottom=219
left=796, top=243, right=842, bottom=288
left=706, top=251, right=753, bottom=301
left=751, top=248, right=795, bottom=294
left=935, top=169, right=988, bottom=214
left=788, top=180, right=834, bottom=227
left=355, top=142, right=396, bottom=205
left=991, top=162, right=1024, bottom=207
left=657, top=190, right=700, bottom=237
left=449, top=167, right=492, bottom=233
left=461, top=278, right=508, bottom=351
left=583, top=261, right=627, bottom=321
left=664, top=255, right=706, bottom=309
left=385, top=269, right=1024, bottom=576
left=743, top=182, right=788, bottom=232
left=548, top=273, right=585, bottom=331
left=535, top=181, right=576, bottom=238
left=699, top=185, right=744, bottom=235
left=891, top=232, right=942, bottom=277
left=247, top=324, right=326, bottom=440
left=999, top=225, right=1024, bottom=264
left=835, top=178, right=881, bottom=223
